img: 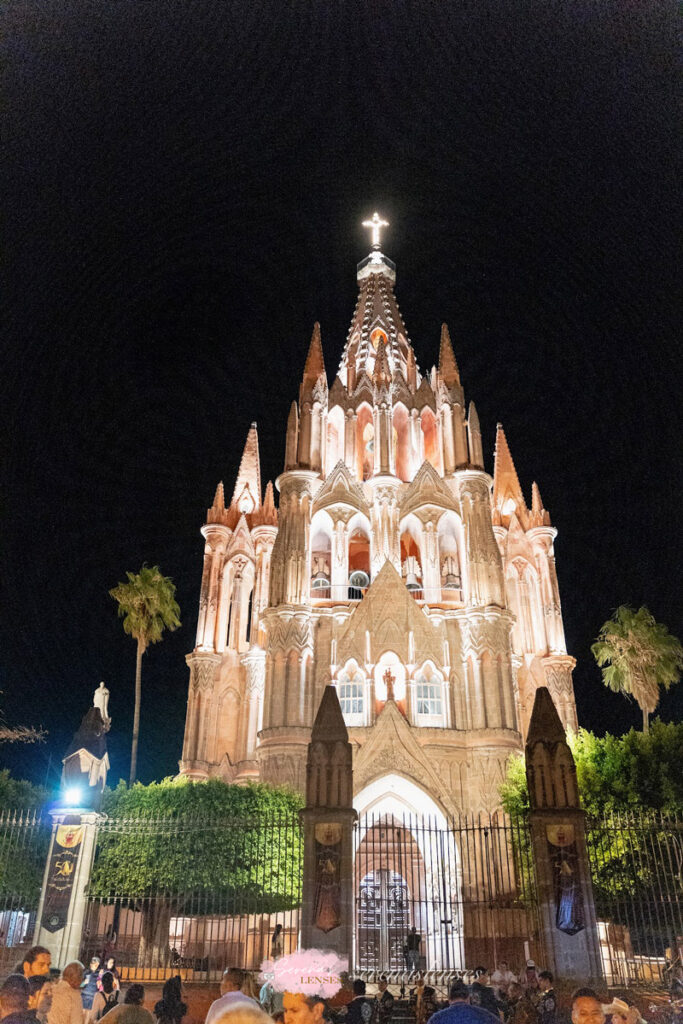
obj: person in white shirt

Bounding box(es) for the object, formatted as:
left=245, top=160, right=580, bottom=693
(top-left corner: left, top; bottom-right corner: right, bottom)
left=48, top=963, right=85, bottom=1024
left=491, top=962, right=517, bottom=999
left=205, top=970, right=258, bottom=1024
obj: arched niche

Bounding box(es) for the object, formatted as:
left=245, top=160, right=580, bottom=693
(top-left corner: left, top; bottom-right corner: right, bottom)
left=420, top=408, right=440, bottom=471
left=356, top=404, right=374, bottom=481
left=310, top=508, right=333, bottom=599
left=348, top=512, right=371, bottom=597
left=437, top=511, right=463, bottom=599
left=373, top=650, right=407, bottom=718
left=326, top=405, right=345, bottom=473
left=393, top=403, right=411, bottom=482
left=399, top=514, right=423, bottom=592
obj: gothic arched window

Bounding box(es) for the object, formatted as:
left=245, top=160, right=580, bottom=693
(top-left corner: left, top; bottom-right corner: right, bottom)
left=337, top=665, right=365, bottom=726
left=414, top=665, right=445, bottom=725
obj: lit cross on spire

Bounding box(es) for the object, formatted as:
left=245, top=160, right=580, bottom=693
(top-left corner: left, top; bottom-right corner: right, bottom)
left=362, top=211, right=389, bottom=250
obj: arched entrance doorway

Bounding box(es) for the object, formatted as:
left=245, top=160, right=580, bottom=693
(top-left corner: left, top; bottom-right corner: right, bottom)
left=353, top=775, right=464, bottom=974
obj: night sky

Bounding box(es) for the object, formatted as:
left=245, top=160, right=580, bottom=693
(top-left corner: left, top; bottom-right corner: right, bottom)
left=3, top=0, right=681, bottom=790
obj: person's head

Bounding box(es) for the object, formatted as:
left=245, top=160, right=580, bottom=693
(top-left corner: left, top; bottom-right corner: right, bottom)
left=539, top=972, right=553, bottom=992
left=63, top=963, right=84, bottom=991
left=106, top=958, right=116, bottom=971
left=410, top=927, right=416, bottom=934
left=474, top=968, right=489, bottom=985
left=27, top=976, right=48, bottom=1011
left=221, top=968, right=245, bottom=994
left=378, top=979, right=387, bottom=994
left=283, top=992, right=326, bottom=1024
left=352, top=981, right=366, bottom=997
left=572, top=989, right=605, bottom=1024
left=22, top=947, right=51, bottom=979
left=508, top=984, right=523, bottom=1003
left=162, top=977, right=182, bottom=1003
left=416, top=973, right=425, bottom=988
left=498, top=962, right=509, bottom=972
left=274, top=925, right=283, bottom=936
left=448, top=981, right=469, bottom=1004
left=125, top=985, right=145, bottom=1006
left=1, top=975, right=29, bottom=1017
left=604, top=998, right=639, bottom=1024
left=215, top=1009, right=272, bottom=1024
left=89, top=958, right=101, bottom=973
left=100, top=973, right=115, bottom=996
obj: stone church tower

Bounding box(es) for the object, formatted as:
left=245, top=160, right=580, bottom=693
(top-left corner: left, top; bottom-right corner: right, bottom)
left=180, top=223, right=577, bottom=820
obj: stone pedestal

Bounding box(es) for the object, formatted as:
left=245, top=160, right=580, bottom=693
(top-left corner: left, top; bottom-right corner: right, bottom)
left=525, top=687, right=602, bottom=983
left=35, top=810, right=102, bottom=966
left=299, top=687, right=356, bottom=963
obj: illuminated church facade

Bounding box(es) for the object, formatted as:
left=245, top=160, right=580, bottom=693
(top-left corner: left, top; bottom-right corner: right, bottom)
left=180, top=217, right=578, bottom=824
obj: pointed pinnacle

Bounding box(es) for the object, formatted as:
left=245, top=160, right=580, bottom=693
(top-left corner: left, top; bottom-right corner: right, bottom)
left=372, top=336, right=392, bottom=385
left=231, top=423, right=262, bottom=509
left=493, top=423, right=526, bottom=512
left=531, top=481, right=543, bottom=515
left=263, top=480, right=275, bottom=513
left=468, top=400, right=480, bottom=430
left=303, top=321, right=326, bottom=384
left=212, top=481, right=225, bottom=511
left=439, top=323, right=460, bottom=386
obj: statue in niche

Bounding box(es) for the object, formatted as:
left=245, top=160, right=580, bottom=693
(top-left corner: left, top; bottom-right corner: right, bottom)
left=313, top=822, right=342, bottom=932
left=93, top=682, right=111, bottom=730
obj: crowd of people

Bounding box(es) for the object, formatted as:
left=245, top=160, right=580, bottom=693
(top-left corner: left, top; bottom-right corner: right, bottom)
left=1, top=945, right=681, bottom=1024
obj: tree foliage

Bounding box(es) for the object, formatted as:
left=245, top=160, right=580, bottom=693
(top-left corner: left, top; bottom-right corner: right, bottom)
left=109, top=565, right=181, bottom=783
left=591, top=605, right=683, bottom=732
left=501, top=720, right=683, bottom=818
left=0, top=773, right=51, bottom=911
left=90, top=777, right=304, bottom=914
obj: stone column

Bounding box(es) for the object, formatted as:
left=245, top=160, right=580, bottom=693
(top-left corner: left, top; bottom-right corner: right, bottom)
left=525, top=687, right=602, bottom=983
left=35, top=810, right=102, bottom=966
left=300, top=687, right=356, bottom=960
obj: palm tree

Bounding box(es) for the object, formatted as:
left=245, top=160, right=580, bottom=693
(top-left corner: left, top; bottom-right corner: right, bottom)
left=591, top=605, right=683, bottom=733
left=110, top=565, right=181, bottom=783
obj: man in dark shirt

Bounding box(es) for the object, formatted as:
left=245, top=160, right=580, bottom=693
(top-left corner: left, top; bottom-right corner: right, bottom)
left=345, top=981, right=375, bottom=1024
left=376, top=979, right=394, bottom=1024
left=469, top=970, right=499, bottom=1017
left=537, top=973, right=556, bottom=1024
left=0, top=975, right=35, bottom=1024
left=430, top=980, right=499, bottom=1024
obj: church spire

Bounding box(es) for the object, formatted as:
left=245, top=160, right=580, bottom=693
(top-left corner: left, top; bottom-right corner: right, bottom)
left=231, top=422, right=262, bottom=513
left=338, top=212, right=419, bottom=389
left=493, top=423, right=527, bottom=517
left=438, top=323, right=460, bottom=386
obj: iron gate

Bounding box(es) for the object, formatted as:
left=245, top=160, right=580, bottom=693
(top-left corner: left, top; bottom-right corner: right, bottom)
left=354, top=811, right=544, bottom=978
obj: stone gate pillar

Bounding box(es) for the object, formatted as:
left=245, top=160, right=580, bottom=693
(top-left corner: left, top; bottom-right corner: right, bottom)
left=525, top=687, right=602, bottom=983
left=35, top=685, right=110, bottom=965
left=300, top=686, right=356, bottom=961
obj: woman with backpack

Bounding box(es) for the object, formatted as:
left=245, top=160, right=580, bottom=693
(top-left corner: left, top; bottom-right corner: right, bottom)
left=89, top=973, right=119, bottom=1023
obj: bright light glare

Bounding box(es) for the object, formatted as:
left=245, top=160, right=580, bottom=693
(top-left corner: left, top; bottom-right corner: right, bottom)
left=63, top=787, right=82, bottom=806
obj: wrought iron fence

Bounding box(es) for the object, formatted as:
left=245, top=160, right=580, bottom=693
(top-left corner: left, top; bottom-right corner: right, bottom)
left=354, top=811, right=545, bottom=988
left=80, top=812, right=303, bottom=981
left=0, top=810, right=51, bottom=976
left=585, top=812, right=683, bottom=988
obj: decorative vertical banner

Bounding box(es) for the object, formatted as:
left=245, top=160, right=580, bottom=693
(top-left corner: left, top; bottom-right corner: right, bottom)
left=41, top=816, right=84, bottom=933
left=546, top=823, right=585, bottom=936
left=313, top=822, right=342, bottom=933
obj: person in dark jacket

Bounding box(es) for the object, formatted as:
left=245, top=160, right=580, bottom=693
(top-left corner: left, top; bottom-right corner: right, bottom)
left=345, top=981, right=375, bottom=1024
left=153, top=977, right=186, bottom=1024
left=469, top=971, right=500, bottom=1018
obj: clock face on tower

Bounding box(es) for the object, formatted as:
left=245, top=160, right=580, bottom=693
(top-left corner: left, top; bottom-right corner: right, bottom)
left=371, top=327, right=387, bottom=349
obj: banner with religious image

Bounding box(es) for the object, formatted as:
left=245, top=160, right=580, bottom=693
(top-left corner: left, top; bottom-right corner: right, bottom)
left=41, top=817, right=84, bottom=933
left=313, top=822, right=342, bottom=932
left=546, top=823, right=585, bottom=935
